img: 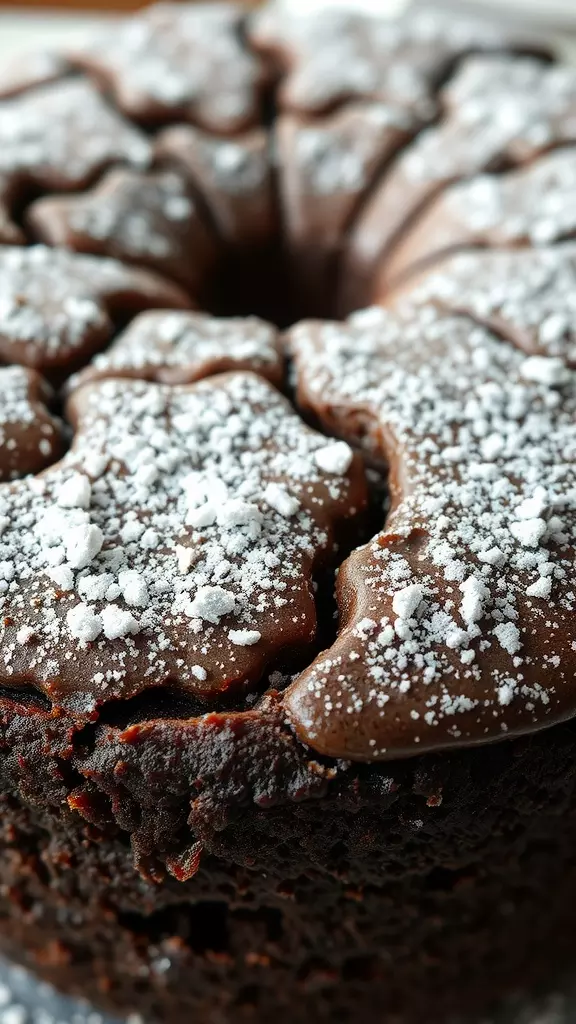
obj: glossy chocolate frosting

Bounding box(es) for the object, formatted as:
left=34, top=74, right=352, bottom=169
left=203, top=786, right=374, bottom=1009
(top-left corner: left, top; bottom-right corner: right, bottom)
left=284, top=303, right=576, bottom=760
left=2, top=2, right=576, bottom=768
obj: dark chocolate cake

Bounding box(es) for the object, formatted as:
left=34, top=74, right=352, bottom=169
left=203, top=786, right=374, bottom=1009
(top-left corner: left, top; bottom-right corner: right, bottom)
left=1, top=4, right=576, bottom=1023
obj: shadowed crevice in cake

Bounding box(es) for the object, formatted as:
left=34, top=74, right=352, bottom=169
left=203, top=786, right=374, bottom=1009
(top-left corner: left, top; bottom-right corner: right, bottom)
left=0, top=685, right=51, bottom=713
left=2, top=713, right=576, bottom=1021
left=116, top=900, right=284, bottom=956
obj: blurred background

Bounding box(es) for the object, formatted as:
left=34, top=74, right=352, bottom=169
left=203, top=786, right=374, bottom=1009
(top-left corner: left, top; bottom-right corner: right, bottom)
left=0, top=1, right=576, bottom=73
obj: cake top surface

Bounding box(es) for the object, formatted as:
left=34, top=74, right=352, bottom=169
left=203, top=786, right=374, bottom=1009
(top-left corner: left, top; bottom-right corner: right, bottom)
left=68, top=310, right=284, bottom=390
left=285, top=297, right=576, bottom=759
left=28, top=167, right=219, bottom=292
left=0, top=78, right=151, bottom=179
left=1, top=1, right=576, bottom=765
left=71, top=2, right=266, bottom=132
left=249, top=6, right=517, bottom=118
left=0, top=245, right=188, bottom=376
left=0, top=366, right=63, bottom=482
left=0, top=372, right=364, bottom=718
left=389, top=246, right=576, bottom=366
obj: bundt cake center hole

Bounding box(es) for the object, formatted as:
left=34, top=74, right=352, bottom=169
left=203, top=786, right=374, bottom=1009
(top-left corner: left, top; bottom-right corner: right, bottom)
left=202, top=245, right=338, bottom=329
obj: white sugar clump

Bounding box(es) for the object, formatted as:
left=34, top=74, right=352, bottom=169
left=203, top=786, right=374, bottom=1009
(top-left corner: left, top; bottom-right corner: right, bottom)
left=509, top=518, right=547, bottom=548
left=188, top=586, right=236, bottom=624
left=118, top=569, right=149, bottom=607
left=65, top=523, right=104, bottom=569
left=392, top=583, right=424, bottom=620
left=493, top=622, right=521, bottom=656
left=228, top=629, right=262, bottom=646
left=263, top=482, right=299, bottom=517
left=57, top=473, right=92, bottom=509
left=101, top=605, right=140, bottom=640
left=314, top=441, right=353, bottom=475
left=520, top=355, right=572, bottom=386
left=459, top=575, right=489, bottom=626
left=45, top=565, right=74, bottom=592
left=66, top=603, right=103, bottom=642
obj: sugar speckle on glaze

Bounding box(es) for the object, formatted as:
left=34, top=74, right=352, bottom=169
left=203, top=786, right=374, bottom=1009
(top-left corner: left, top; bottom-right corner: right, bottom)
left=28, top=169, right=217, bottom=294
left=386, top=149, right=576, bottom=286
left=0, top=245, right=187, bottom=374
left=0, top=366, right=62, bottom=480
left=0, top=78, right=150, bottom=238
left=0, top=372, right=364, bottom=716
left=349, top=55, right=576, bottom=303
left=73, top=2, right=265, bottom=132
left=284, top=303, right=576, bottom=760
left=250, top=6, right=512, bottom=118
left=68, top=310, right=283, bottom=392
left=391, top=245, right=576, bottom=367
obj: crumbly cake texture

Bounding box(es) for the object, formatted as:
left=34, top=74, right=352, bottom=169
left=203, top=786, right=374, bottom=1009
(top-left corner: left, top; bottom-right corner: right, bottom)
left=4, top=4, right=576, bottom=1023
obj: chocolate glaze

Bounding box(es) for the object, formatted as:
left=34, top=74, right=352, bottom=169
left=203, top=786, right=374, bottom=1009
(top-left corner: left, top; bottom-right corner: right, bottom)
left=285, top=305, right=576, bottom=760
left=0, top=246, right=189, bottom=380
left=67, top=310, right=284, bottom=391
left=0, top=4, right=574, bottom=775
left=27, top=168, right=219, bottom=296
left=0, top=372, right=366, bottom=718
left=0, top=366, right=63, bottom=480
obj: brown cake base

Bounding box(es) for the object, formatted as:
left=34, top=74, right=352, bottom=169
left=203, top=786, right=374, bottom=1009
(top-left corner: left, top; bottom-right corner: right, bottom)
left=1, top=694, right=576, bottom=1024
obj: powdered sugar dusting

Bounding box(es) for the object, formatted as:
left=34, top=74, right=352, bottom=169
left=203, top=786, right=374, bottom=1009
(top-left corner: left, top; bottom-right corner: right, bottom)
left=390, top=245, right=576, bottom=366
left=284, top=305, right=576, bottom=760
left=0, top=245, right=187, bottom=376
left=387, top=149, right=576, bottom=285
left=73, top=2, right=265, bottom=132
left=29, top=168, right=217, bottom=294
left=0, top=78, right=150, bottom=239
left=0, top=366, right=62, bottom=480
left=0, top=372, right=363, bottom=715
left=68, top=310, right=283, bottom=391
left=348, top=54, right=576, bottom=306
left=250, top=6, right=510, bottom=118
left=0, top=52, right=68, bottom=101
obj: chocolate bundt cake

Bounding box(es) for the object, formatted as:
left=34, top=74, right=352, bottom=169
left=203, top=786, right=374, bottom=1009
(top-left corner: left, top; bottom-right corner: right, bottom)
left=2, top=4, right=576, bottom=1023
